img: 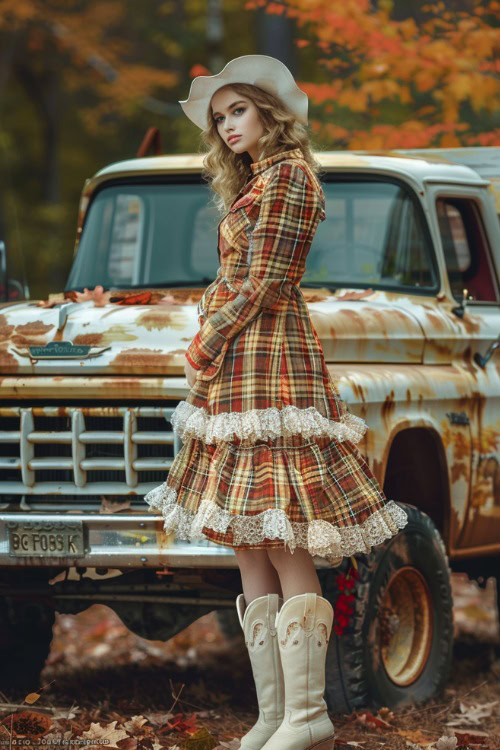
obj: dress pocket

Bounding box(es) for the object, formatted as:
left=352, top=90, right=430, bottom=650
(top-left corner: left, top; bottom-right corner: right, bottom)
left=196, top=338, right=231, bottom=382
left=226, top=191, right=262, bottom=240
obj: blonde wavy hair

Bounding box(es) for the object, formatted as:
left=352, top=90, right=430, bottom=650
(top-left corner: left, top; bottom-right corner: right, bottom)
left=198, top=82, right=324, bottom=214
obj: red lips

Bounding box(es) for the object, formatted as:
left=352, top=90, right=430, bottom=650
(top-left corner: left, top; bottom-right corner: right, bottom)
left=228, top=135, right=241, bottom=144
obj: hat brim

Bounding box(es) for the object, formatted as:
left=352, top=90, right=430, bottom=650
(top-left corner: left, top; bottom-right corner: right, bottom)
left=178, top=54, right=308, bottom=130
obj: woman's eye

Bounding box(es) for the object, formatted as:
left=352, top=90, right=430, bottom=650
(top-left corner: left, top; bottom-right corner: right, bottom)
left=215, top=107, right=245, bottom=124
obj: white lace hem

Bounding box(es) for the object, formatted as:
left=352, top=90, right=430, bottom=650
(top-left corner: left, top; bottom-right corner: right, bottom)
left=143, top=483, right=409, bottom=566
left=170, top=401, right=368, bottom=445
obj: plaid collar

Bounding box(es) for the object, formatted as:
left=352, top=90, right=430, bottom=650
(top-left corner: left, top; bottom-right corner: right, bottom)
left=250, top=147, right=304, bottom=177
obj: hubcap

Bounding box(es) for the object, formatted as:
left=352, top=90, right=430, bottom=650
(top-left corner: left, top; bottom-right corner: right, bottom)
left=379, top=566, right=433, bottom=686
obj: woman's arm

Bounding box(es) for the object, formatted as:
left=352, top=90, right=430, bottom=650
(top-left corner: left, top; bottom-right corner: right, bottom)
left=185, top=161, right=324, bottom=371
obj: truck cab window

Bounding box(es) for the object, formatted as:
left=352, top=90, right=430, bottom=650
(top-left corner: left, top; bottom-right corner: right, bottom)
left=436, top=198, right=498, bottom=303
left=306, top=180, right=437, bottom=293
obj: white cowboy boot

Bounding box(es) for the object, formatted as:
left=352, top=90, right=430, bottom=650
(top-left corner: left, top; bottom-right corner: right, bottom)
left=260, top=592, right=335, bottom=750
left=236, top=593, right=285, bottom=749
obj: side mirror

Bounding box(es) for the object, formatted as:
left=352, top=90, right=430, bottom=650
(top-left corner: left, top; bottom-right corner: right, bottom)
left=474, top=336, right=500, bottom=368
left=452, top=287, right=469, bottom=318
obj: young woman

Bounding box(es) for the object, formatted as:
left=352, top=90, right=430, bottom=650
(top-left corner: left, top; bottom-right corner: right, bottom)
left=144, top=54, right=409, bottom=750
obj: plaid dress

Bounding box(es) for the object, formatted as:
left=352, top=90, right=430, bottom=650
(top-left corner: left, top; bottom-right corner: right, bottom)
left=144, top=147, right=408, bottom=565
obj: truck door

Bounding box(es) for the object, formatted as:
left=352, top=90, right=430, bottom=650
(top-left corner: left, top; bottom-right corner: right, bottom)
left=435, top=191, right=500, bottom=551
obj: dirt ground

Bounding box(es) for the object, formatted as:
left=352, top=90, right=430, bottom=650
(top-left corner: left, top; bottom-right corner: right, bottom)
left=0, top=573, right=499, bottom=750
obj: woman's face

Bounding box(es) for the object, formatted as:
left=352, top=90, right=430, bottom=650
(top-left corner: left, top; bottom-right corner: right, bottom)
left=211, top=87, right=265, bottom=163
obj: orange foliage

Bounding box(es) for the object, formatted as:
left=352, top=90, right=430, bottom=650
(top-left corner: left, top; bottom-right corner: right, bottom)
left=0, top=0, right=178, bottom=131
left=244, top=0, right=499, bottom=149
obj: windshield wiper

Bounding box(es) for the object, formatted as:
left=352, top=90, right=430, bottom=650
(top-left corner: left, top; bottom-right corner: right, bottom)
left=300, top=282, right=337, bottom=291
left=133, top=278, right=215, bottom=288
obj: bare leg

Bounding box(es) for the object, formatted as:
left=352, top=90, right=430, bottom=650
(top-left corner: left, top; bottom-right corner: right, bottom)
left=266, top=545, right=322, bottom=600
left=234, top=548, right=283, bottom=605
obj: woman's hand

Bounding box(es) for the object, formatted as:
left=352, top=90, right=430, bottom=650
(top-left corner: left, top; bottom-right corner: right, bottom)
left=184, top=357, right=199, bottom=388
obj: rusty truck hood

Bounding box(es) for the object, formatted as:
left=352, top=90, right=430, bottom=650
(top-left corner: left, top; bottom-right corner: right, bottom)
left=0, top=287, right=428, bottom=375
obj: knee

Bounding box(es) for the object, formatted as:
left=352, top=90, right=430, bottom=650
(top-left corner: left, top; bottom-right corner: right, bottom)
left=234, top=547, right=272, bottom=570
left=267, top=545, right=311, bottom=568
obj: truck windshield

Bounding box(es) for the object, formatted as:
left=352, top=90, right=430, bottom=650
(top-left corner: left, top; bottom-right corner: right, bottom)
left=66, top=178, right=437, bottom=293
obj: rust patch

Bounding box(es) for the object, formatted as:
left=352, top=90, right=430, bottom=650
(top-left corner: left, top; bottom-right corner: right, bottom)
left=10, top=334, right=53, bottom=348
left=425, top=311, right=446, bottom=331
left=0, top=347, right=19, bottom=371
left=300, top=291, right=329, bottom=303
left=372, top=457, right=384, bottom=484
left=72, top=333, right=105, bottom=346
left=0, top=315, right=14, bottom=341
left=15, top=320, right=54, bottom=335
left=110, top=347, right=176, bottom=372
left=336, top=289, right=374, bottom=301
left=73, top=326, right=136, bottom=345
left=351, top=382, right=366, bottom=402
left=137, top=310, right=189, bottom=331
left=459, top=314, right=481, bottom=335
left=382, top=391, right=395, bottom=422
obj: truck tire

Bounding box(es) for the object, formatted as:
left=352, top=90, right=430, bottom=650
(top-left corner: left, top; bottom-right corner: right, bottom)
left=320, top=503, right=453, bottom=712
left=0, top=599, right=55, bottom=697
left=216, top=607, right=243, bottom=640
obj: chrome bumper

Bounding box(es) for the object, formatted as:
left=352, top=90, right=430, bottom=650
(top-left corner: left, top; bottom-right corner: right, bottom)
left=0, top=512, right=333, bottom=568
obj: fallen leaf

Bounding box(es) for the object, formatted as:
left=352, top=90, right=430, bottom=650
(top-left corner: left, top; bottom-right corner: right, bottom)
left=445, top=700, right=498, bottom=726
left=182, top=727, right=217, bottom=749
left=79, top=721, right=129, bottom=747
left=24, top=693, right=41, bottom=705
left=355, top=710, right=393, bottom=729
left=397, top=729, right=436, bottom=746
left=122, top=716, right=149, bottom=734
left=435, top=736, right=458, bottom=749
left=51, top=707, right=80, bottom=720
left=0, top=711, right=52, bottom=738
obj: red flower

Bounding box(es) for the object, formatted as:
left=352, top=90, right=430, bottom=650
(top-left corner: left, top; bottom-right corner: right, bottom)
left=332, top=562, right=359, bottom=636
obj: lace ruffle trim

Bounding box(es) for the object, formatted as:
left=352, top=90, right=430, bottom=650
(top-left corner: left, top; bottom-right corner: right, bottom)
left=170, top=400, right=368, bottom=445
left=144, top=483, right=409, bottom=567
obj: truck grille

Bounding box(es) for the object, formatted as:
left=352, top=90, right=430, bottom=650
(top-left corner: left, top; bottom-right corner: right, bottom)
left=0, top=405, right=183, bottom=496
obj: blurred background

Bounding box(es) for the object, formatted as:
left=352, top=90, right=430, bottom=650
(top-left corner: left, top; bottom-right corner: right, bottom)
left=0, top=0, right=498, bottom=300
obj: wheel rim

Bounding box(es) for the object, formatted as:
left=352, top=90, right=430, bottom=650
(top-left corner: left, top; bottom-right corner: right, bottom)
left=379, top=566, right=433, bottom=686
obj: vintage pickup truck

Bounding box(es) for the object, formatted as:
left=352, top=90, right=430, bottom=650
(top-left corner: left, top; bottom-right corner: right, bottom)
left=0, top=147, right=499, bottom=712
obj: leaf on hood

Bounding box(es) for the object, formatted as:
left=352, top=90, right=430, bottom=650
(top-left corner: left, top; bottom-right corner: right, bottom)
left=74, top=286, right=112, bottom=306
left=79, top=721, right=129, bottom=747
left=36, top=293, right=67, bottom=308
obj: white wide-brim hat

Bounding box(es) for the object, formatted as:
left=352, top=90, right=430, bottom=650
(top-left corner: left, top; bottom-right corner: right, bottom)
left=178, top=54, right=308, bottom=130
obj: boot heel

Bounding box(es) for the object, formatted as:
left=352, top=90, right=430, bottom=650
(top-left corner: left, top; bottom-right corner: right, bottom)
left=308, top=735, right=335, bottom=750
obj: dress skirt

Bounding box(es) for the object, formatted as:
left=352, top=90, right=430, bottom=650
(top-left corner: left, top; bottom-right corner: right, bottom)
left=144, top=408, right=408, bottom=567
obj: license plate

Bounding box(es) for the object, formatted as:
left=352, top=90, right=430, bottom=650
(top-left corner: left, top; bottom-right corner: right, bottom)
left=7, top=520, right=85, bottom=557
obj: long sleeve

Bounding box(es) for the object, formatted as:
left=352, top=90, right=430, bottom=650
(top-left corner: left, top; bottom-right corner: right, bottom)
left=185, top=161, right=325, bottom=371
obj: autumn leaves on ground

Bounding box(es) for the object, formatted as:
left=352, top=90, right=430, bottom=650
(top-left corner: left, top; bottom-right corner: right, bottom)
left=0, top=574, right=499, bottom=750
